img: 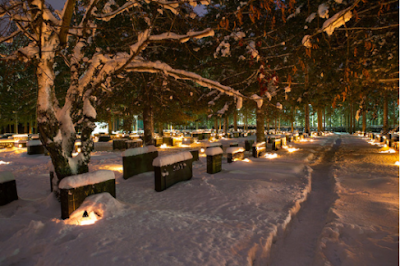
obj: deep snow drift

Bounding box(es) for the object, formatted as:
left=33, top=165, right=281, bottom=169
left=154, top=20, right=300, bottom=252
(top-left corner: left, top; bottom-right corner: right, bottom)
left=0, top=134, right=398, bottom=265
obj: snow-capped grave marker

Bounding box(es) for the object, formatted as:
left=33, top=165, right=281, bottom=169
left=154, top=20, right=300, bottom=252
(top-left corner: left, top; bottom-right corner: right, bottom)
left=122, top=146, right=158, bottom=180
left=27, top=139, right=44, bottom=155
left=113, top=139, right=127, bottom=150
left=189, top=150, right=199, bottom=162
left=245, top=140, right=255, bottom=151
left=206, top=147, right=223, bottom=174
left=125, top=139, right=143, bottom=149
left=0, top=171, right=18, bottom=206
left=226, top=147, right=245, bottom=163
left=286, top=135, right=294, bottom=143
left=191, top=132, right=204, bottom=140
left=203, top=132, right=211, bottom=140
left=98, top=135, right=111, bottom=142
left=252, top=142, right=266, bottom=158
left=13, top=134, right=28, bottom=148
left=59, top=170, right=116, bottom=219
left=153, top=152, right=193, bottom=192
left=206, top=142, right=223, bottom=150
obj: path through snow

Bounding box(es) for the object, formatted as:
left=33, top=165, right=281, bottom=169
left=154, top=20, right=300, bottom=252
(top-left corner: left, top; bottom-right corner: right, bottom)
left=269, top=135, right=340, bottom=266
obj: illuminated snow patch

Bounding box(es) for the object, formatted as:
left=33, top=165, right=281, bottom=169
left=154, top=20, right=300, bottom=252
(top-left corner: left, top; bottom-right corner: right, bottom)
left=0, top=161, right=10, bottom=165
left=265, top=153, right=278, bottom=159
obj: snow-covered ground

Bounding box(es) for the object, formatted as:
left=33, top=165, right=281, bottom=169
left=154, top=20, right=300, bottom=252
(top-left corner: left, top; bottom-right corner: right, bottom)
left=0, top=134, right=398, bottom=265
left=315, top=135, right=399, bottom=266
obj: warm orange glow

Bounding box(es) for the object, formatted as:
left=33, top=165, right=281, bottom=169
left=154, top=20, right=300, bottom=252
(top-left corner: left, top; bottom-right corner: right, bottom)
left=160, top=144, right=168, bottom=148
left=379, top=148, right=396, bottom=154
left=200, top=148, right=205, bottom=153
left=243, top=158, right=251, bottom=162
left=395, top=161, right=399, bottom=166
left=77, top=148, right=82, bottom=153
left=264, top=153, right=278, bottom=159
left=99, top=165, right=123, bottom=173
left=18, top=144, right=23, bottom=148
left=79, top=211, right=99, bottom=225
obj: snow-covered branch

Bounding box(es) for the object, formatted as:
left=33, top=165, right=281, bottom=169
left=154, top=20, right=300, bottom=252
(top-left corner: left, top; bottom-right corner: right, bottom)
left=125, top=60, right=244, bottom=109
left=149, top=28, right=214, bottom=43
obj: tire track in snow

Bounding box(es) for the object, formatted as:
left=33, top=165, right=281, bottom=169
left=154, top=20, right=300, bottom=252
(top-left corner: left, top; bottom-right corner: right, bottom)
left=268, top=136, right=341, bottom=266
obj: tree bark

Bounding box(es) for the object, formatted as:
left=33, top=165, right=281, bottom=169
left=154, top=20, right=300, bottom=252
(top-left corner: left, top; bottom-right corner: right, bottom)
left=362, top=109, right=367, bottom=133
left=143, top=102, right=154, bottom=145
left=224, top=115, right=228, bottom=135
left=158, top=122, right=163, bottom=137
left=256, top=105, right=265, bottom=142
left=383, top=90, right=389, bottom=134
left=305, top=104, right=310, bottom=133
left=317, top=108, right=323, bottom=132
left=233, top=109, right=238, bottom=131
left=214, top=117, right=218, bottom=133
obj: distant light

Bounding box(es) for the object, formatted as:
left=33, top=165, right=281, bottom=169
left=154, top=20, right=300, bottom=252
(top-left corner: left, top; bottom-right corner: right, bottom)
left=200, top=148, right=205, bottom=153
left=18, top=144, right=22, bottom=148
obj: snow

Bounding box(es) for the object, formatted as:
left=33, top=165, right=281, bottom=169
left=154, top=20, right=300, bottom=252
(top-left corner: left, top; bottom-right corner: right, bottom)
left=302, top=35, right=312, bottom=48
left=205, top=147, right=223, bottom=156
left=59, top=170, right=115, bottom=189
left=226, top=147, right=245, bottom=154
left=27, top=140, right=42, bottom=146
left=318, top=3, right=329, bottom=19
left=153, top=151, right=193, bottom=167
left=0, top=171, right=14, bottom=183
left=250, top=94, right=263, bottom=108
left=121, top=145, right=157, bottom=157
left=0, top=134, right=397, bottom=265
left=322, top=7, right=353, bottom=36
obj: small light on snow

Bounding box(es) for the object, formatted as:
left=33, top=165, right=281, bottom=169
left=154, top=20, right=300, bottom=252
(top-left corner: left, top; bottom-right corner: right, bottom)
left=395, top=161, right=399, bottom=166
left=160, top=144, right=168, bottom=149
left=284, top=146, right=299, bottom=153
left=79, top=210, right=99, bottom=226
left=0, top=161, right=10, bottom=165
left=200, top=148, right=205, bottom=153
left=265, top=153, right=278, bottom=159
left=18, top=144, right=23, bottom=148
left=77, top=148, right=82, bottom=153
left=243, top=158, right=251, bottom=163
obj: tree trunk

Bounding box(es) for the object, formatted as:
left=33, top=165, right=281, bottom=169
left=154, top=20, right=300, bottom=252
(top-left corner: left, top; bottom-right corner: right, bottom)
left=224, top=115, right=228, bottom=135
left=383, top=90, right=389, bottom=134
left=233, top=109, right=238, bottom=131
left=305, top=104, right=310, bottom=133
left=317, top=108, right=323, bottom=132
left=244, top=108, right=248, bottom=131
left=158, top=122, right=163, bottom=137
left=214, top=117, right=218, bottom=133
left=256, top=105, right=265, bottom=142
left=362, top=109, right=367, bottom=133
left=143, top=102, right=154, bottom=145
left=291, top=107, right=294, bottom=133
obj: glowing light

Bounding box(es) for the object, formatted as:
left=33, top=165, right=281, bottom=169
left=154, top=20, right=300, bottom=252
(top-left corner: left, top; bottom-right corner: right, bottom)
left=77, top=148, right=81, bottom=153
left=243, top=158, right=251, bottom=162
left=160, top=144, right=168, bottom=148
left=99, top=165, right=123, bottom=173
left=264, top=153, right=278, bottom=159
left=395, top=161, right=399, bottom=166
left=79, top=211, right=99, bottom=226
left=18, top=144, right=23, bottom=148
left=200, top=148, right=205, bottom=153
left=0, top=161, right=10, bottom=165
left=379, top=148, right=396, bottom=154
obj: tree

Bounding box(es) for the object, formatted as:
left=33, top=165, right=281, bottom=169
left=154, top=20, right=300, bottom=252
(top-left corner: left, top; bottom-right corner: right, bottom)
left=0, top=0, right=245, bottom=193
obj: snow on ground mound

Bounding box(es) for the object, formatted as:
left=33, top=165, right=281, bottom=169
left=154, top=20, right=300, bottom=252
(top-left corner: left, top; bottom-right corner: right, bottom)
left=65, top=192, right=128, bottom=226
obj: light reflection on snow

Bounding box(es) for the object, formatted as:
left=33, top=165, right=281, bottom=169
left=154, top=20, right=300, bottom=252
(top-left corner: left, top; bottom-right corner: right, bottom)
left=0, top=161, right=10, bottom=165
left=160, top=144, right=168, bottom=149
left=242, top=158, right=251, bottom=162
left=395, top=161, right=399, bottom=166
left=264, top=153, right=278, bottom=159
left=379, top=149, right=396, bottom=154
left=283, top=146, right=300, bottom=153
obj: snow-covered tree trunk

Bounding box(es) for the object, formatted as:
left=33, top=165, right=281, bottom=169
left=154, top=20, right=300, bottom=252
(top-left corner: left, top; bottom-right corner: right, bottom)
left=256, top=105, right=264, bottom=142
